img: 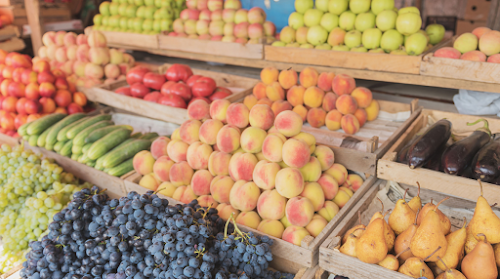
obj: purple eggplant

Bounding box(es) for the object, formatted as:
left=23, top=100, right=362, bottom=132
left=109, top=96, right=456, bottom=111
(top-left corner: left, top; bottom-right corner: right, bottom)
left=472, top=133, right=500, bottom=182
left=407, top=119, right=452, bottom=169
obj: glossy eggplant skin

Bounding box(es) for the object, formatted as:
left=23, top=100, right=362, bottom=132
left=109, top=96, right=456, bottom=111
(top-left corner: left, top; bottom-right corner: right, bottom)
left=441, top=130, right=491, bottom=175
left=425, top=143, right=448, bottom=172
left=407, top=119, right=452, bottom=169
left=472, top=135, right=500, bottom=182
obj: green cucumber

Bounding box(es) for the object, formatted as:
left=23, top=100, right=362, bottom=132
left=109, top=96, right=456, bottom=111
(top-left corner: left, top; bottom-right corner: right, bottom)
left=95, top=156, right=105, bottom=170
left=72, top=121, right=114, bottom=146
left=131, top=133, right=142, bottom=138
left=28, top=135, right=39, bottom=147
left=60, top=140, right=73, bottom=157
left=87, top=129, right=132, bottom=160
left=53, top=141, right=67, bottom=153
left=57, top=116, right=89, bottom=142
left=37, top=125, right=53, bottom=147
left=84, top=125, right=132, bottom=144
left=27, top=113, right=67, bottom=136
left=76, top=154, right=83, bottom=162
left=139, top=132, right=159, bottom=140
left=71, top=154, right=79, bottom=160
left=66, top=114, right=113, bottom=140
left=107, top=158, right=134, bottom=177
left=102, top=139, right=151, bottom=169
left=72, top=144, right=83, bottom=155
left=86, top=161, right=96, bottom=167
left=78, top=154, right=88, bottom=163
left=46, top=113, right=86, bottom=146
left=18, top=122, right=30, bottom=136
left=82, top=143, right=92, bottom=154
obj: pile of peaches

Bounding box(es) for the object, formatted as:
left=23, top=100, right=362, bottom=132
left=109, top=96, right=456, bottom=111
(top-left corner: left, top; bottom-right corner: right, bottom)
left=131, top=97, right=365, bottom=246
left=247, top=66, right=379, bottom=135
left=115, top=63, right=233, bottom=109
left=0, top=51, right=87, bottom=137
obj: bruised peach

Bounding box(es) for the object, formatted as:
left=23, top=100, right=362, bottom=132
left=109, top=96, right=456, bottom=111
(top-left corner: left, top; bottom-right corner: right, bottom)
left=286, top=197, right=315, bottom=227
left=262, top=134, right=285, bottom=162
left=271, top=100, right=293, bottom=116
left=346, top=173, right=364, bottom=192
left=300, top=182, right=325, bottom=211
left=199, top=119, right=224, bottom=145
left=258, top=219, right=285, bottom=238
left=341, top=114, right=360, bottom=134
left=180, top=119, right=202, bottom=144
left=210, top=99, right=231, bottom=122
left=306, top=214, right=328, bottom=237
left=216, top=203, right=240, bottom=220
left=318, top=72, right=335, bottom=92
left=354, top=108, right=367, bottom=127
left=266, top=81, right=285, bottom=101
left=197, top=195, right=219, bottom=207
left=306, top=108, right=326, bottom=128
left=187, top=99, right=210, bottom=120
left=286, top=85, right=305, bottom=106
left=228, top=152, right=258, bottom=181
left=318, top=201, right=340, bottom=222
left=332, top=74, right=356, bottom=95
left=336, top=95, right=358, bottom=115
left=332, top=186, right=353, bottom=208
left=249, top=104, right=275, bottom=130
left=169, top=161, right=194, bottom=186
left=325, top=163, right=348, bottom=185
left=325, top=109, right=342, bottom=131
left=365, top=99, right=379, bottom=121
left=293, top=132, right=316, bottom=154
left=236, top=211, right=261, bottom=229
left=256, top=97, right=273, bottom=106
left=180, top=186, right=198, bottom=204
left=139, top=173, right=160, bottom=191
left=260, top=66, right=279, bottom=85
left=253, top=160, right=280, bottom=190
left=293, top=105, right=308, bottom=122
left=244, top=94, right=258, bottom=110
left=351, top=87, right=373, bottom=108
left=275, top=167, right=304, bottom=198
left=133, top=150, right=155, bottom=175
left=208, top=151, right=232, bottom=176
left=216, top=125, right=241, bottom=153
left=303, top=86, right=325, bottom=108
left=210, top=175, right=234, bottom=203
left=257, top=189, right=286, bottom=220
left=299, top=67, right=319, bottom=88
left=226, top=103, right=250, bottom=128
left=229, top=180, right=261, bottom=212
left=275, top=110, right=303, bottom=137
left=187, top=141, right=213, bottom=170
left=278, top=68, right=298, bottom=89
left=158, top=182, right=177, bottom=197
left=191, top=170, right=214, bottom=195
left=240, top=127, right=267, bottom=153
left=252, top=82, right=267, bottom=99
left=322, top=92, right=338, bottom=112
left=153, top=156, right=175, bottom=182
left=282, top=138, right=311, bottom=168
left=282, top=226, right=311, bottom=246
left=167, top=140, right=190, bottom=162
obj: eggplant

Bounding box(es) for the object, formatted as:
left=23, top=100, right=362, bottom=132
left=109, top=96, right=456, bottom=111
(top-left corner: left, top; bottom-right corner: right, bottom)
left=472, top=133, right=500, bottom=182
left=396, top=131, right=425, bottom=164
left=424, top=142, right=448, bottom=172
left=407, top=119, right=452, bottom=169
left=441, top=119, right=491, bottom=175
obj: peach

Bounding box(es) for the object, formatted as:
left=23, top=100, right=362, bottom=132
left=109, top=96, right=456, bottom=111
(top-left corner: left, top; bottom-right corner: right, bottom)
left=487, top=54, right=500, bottom=63
left=341, top=114, right=360, bottom=135
left=336, top=95, right=358, bottom=115
left=240, top=126, right=267, bottom=153
left=282, top=226, right=311, bottom=246
left=300, top=182, right=325, bottom=211
left=299, top=157, right=322, bottom=182
left=210, top=99, right=231, bottom=122
left=281, top=215, right=292, bottom=228
left=266, top=81, right=285, bottom=101
left=354, top=108, right=367, bottom=127
left=133, top=150, right=155, bottom=175
left=210, top=175, right=234, bottom=203
left=167, top=140, right=190, bottom=162
left=256, top=97, right=273, bottom=106
left=332, top=74, right=356, bottom=95
left=479, top=30, right=500, bottom=56
left=187, top=141, right=213, bottom=170
left=180, top=186, right=198, bottom=204
left=197, top=195, right=219, bottom=208
left=226, top=103, right=249, bottom=128
left=325, top=109, right=343, bottom=131
left=208, top=151, right=231, bottom=176
left=318, top=201, right=340, bottom=222
left=314, top=145, right=335, bottom=171
left=187, top=99, right=211, bottom=120
left=262, top=134, right=284, bottom=162
left=351, top=87, right=373, bottom=108
left=275, top=167, right=304, bottom=198
left=317, top=173, right=339, bottom=200
left=157, top=182, right=177, bottom=197
left=293, top=132, right=316, bottom=154
left=433, top=47, right=461, bottom=59
left=278, top=68, right=298, bottom=89
left=318, top=72, right=335, bottom=92
left=260, top=67, right=279, bottom=85
left=306, top=214, right=328, bottom=237
left=346, top=174, right=364, bottom=192
left=235, top=211, right=261, bottom=229
left=258, top=219, right=285, bottom=238
left=216, top=124, right=241, bottom=153
left=243, top=94, right=258, bottom=110
left=299, top=67, right=319, bottom=88
left=292, top=105, right=308, bottom=121
left=169, top=161, right=194, bottom=186
left=139, top=173, right=160, bottom=191
left=216, top=203, right=240, bottom=220
left=282, top=138, right=311, bottom=168
left=252, top=82, right=267, bottom=99
left=325, top=163, right=348, bottom=185
left=151, top=137, right=171, bottom=159
left=249, top=104, right=275, bottom=130
left=229, top=180, right=261, bottom=211
left=333, top=187, right=353, bottom=208
left=171, top=128, right=181, bottom=141
left=271, top=100, right=292, bottom=116
left=306, top=108, right=326, bottom=128
left=191, top=170, right=214, bottom=196
left=253, top=160, right=280, bottom=190
left=275, top=110, right=303, bottom=137
left=286, top=197, right=315, bottom=227
left=461, top=50, right=487, bottom=62
left=172, top=185, right=187, bottom=201
left=257, top=189, right=286, bottom=220
left=199, top=119, right=224, bottom=145
left=322, top=92, right=338, bottom=112
left=473, top=27, right=491, bottom=39
left=180, top=119, right=202, bottom=144
left=287, top=85, right=305, bottom=106
left=365, top=99, right=379, bottom=121
left=153, top=156, right=175, bottom=182
left=228, top=152, right=258, bottom=181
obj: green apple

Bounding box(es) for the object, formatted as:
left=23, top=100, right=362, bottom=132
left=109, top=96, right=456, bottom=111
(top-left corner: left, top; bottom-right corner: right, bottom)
left=135, top=0, right=145, bottom=6
left=157, top=7, right=173, bottom=19
left=339, top=11, right=356, bottom=31
left=280, top=26, right=296, bottom=43
left=425, top=23, right=445, bottom=45
left=417, top=30, right=429, bottom=43
left=349, top=0, right=370, bottom=14
left=154, top=9, right=162, bottom=19
left=368, top=48, right=385, bottom=53
left=295, top=0, right=314, bottom=13
left=142, top=18, right=154, bottom=31
left=102, top=16, right=110, bottom=26
left=453, top=33, right=478, bottom=53
left=396, top=12, right=422, bottom=35
left=351, top=46, right=367, bottom=52
left=328, top=0, right=348, bottom=15
left=354, top=12, right=375, bottom=32
left=272, top=41, right=287, bottom=47
left=128, top=0, right=135, bottom=4
left=332, top=45, right=350, bottom=51
left=137, top=6, right=146, bottom=17
left=94, top=14, right=103, bottom=26
left=145, top=0, right=154, bottom=5
left=120, top=16, right=129, bottom=29
left=300, top=43, right=314, bottom=48
left=120, top=0, right=128, bottom=4
left=153, top=19, right=161, bottom=31
left=144, top=6, right=157, bottom=19
left=118, top=3, right=128, bottom=16
left=371, top=0, right=394, bottom=15
left=306, top=25, right=328, bottom=45
left=304, top=9, right=324, bottom=27
left=376, top=10, right=397, bottom=31
left=398, top=6, right=420, bottom=15
left=380, top=29, right=403, bottom=51
left=405, top=32, right=427, bottom=55
left=362, top=28, right=382, bottom=49
left=316, top=43, right=332, bottom=50
left=126, top=5, right=138, bottom=17
left=315, top=0, right=329, bottom=12
left=344, top=30, right=362, bottom=47
left=109, top=15, right=121, bottom=27
left=128, top=18, right=135, bottom=29
left=286, top=43, right=301, bottom=47
left=133, top=17, right=144, bottom=31
left=109, top=2, right=120, bottom=15
left=320, top=13, right=339, bottom=32
left=160, top=0, right=172, bottom=7
left=289, top=12, right=305, bottom=29
left=391, top=49, right=407, bottom=55
left=100, top=1, right=111, bottom=16
left=160, top=18, right=173, bottom=30
left=296, top=26, right=309, bottom=44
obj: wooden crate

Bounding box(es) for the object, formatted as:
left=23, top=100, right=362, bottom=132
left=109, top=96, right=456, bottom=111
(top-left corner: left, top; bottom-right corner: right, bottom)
left=158, top=35, right=264, bottom=60
left=85, top=26, right=159, bottom=50
left=0, top=265, right=21, bottom=279
left=265, top=39, right=450, bottom=75
left=377, top=108, right=500, bottom=205
left=0, top=37, right=25, bottom=52
left=0, top=132, right=19, bottom=146
left=0, top=25, right=19, bottom=41
left=82, top=63, right=258, bottom=125
left=122, top=144, right=379, bottom=275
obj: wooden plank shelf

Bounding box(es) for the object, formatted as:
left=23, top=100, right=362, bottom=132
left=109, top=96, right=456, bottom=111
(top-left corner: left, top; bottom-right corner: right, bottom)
left=85, top=27, right=159, bottom=50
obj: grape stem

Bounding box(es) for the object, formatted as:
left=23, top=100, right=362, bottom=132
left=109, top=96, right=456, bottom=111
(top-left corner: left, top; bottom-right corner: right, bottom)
left=230, top=213, right=247, bottom=241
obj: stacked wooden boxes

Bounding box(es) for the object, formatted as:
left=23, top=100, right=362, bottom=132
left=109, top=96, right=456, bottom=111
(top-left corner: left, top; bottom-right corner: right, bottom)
left=0, top=0, right=23, bottom=51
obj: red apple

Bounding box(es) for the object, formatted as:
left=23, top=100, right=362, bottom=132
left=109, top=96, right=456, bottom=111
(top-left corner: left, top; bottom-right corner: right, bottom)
left=12, top=67, right=24, bottom=83
left=191, top=77, right=216, bottom=97
left=25, top=83, right=40, bottom=100
left=0, top=79, right=11, bottom=97
left=188, top=97, right=211, bottom=106
left=32, top=60, right=50, bottom=72
left=144, top=91, right=162, bottom=102
left=0, top=49, right=7, bottom=64
left=165, top=64, right=193, bottom=83
left=1, top=113, right=15, bottom=131
left=209, top=90, right=231, bottom=101
left=14, top=114, right=27, bottom=129
left=51, top=69, right=65, bottom=79
left=126, top=66, right=150, bottom=85
left=26, top=113, right=41, bottom=123
left=21, top=69, right=37, bottom=85
left=54, top=90, right=72, bottom=107
left=24, top=99, right=40, bottom=114
left=7, top=81, right=25, bottom=97
left=2, top=65, right=13, bottom=79
left=115, top=87, right=131, bottom=96
left=16, top=97, right=27, bottom=114
left=54, top=107, right=67, bottom=114
left=186, top=75, right=203, bottom=87
left=158, top=94, right=187, bottom=108
left=130, top=83, right=150, bottom=98
left=39, top=97, right=56, bottom=113
left=67, top=103, right=83, bottom=114
left=39, top=82, right=56, bottom=98
left=160, top=81, right=177, bottom=95
left=0, top=96, right=4, bottom=109
left=170, top=83, right=192, bottom=101
left=37, top=71, right=56, bottom=84
left=73, top=92, right=87, bottom=107
left=54, top=77, right=69, bottom=90
left=143, top=72, right=166, bottom=91
left=2, top=96, right=18, bottom=112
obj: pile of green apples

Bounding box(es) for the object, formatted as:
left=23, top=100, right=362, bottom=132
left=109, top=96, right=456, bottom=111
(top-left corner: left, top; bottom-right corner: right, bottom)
left=273, top=0, right=446, bottom=56
left=92, top=0, right=186, bottom=34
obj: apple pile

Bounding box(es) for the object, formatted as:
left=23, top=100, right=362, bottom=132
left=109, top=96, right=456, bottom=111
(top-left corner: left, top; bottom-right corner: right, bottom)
left=132, top=105, right=365, bottom=245
left=93, top=0, right=186, bottom=34
left=434, top=27, right=500, bottom=63
left=168, top=0, right=277, bottom=43
left=38, top=30, right=136, bottom=87
left=273, top=0, right=445, bottom=56
left=0, top=51, right=88, bottom=137
left=115, top=63, right=233, bottom=109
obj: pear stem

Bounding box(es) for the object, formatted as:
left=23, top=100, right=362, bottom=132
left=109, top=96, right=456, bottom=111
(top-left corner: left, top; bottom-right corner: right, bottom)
left=394, top=247, right=410, bottom=259
left=383, top=209, right=392, bottom=218
left=491, top=203, right=498, bottom=208
left=403, top=188, right=409, bottom=201
left=423, top=246, right=442, bottom=261
left=437, top=256, right=451, bottom=272
left=478, top=179, right=484, bottom=197
left=349, top=227, right=365, bottom=238
left=461, top=217, right=467, bottom=229
left=434, top=197, right=450, bottom=211
left=477, top=233, right=487, bottom=243
left=376, top=197, right=384, bottom=215
left=414, top=208, right=420, bottom=225
left=416, top=182, right=421, bottom=198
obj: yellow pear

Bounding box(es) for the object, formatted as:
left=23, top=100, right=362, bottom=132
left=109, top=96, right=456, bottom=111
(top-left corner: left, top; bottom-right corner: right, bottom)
left=465, top=224, right=479, bottom=254
left=370, top=198, right=395, bottom=251
left=417, top=197, right=452, bottom=235
left=437, top=217, right=467, bottom=270
left=461, top=234, right=498, bottom=279
left=342, top=212, right=365, bottom=244
left=394, top=209, right=419, bottom=264
left=493, top=243, right=500, bottom=269
left=355, top=217, right=388, bottom=264
left=339, top=228, right=364, bottom=258
left=408, top=182, right=422, bottom=213
left=436, top=257, right=467, bottom=279
left=399, top=257, right=435, bottom=279
left=469, top=180, right=500, bottom=244
left=389, top=188, right=417, bottom=235
left=378, top=254, right=399, bottom=271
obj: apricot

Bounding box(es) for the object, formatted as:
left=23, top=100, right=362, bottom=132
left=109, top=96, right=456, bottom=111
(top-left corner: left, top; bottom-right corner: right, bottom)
left=332, top=74, right=356, bottom=95
left=139, top=173, right=160, bottom=191
left=314, top=145, right=335, bottom=171
left=306, top=214, right=328, bottom=237
left=299, top=157, right=322, bottom=182
left=286, top=197, right=315, bottom=227
left=133, top=150, right=155, bottom=175
left=153, top=156, right=175, bottom=182
left=317, top=173, right=339, bottom=200
left=252, top=82, right=267, bottom=99
left=325, top=109, right=343, bottom=131
left=260, top=66, right=279, bottom=85
left=150, top=136, right=171, bottom=159
left=351, top=87, right=373, bottom=108
left=365, top=99, right=379, bottom=121
left=282, top=138, right=311, bottom=168
left=354, top=108, right=367, bottom=127
left=287, top=85, right=305, bottom=106
left=226, top=103, right=250, bottom=128
left=249, top=104, right=275, bottom=130
left=197, top=195, right=219, bottom=208
left=228, top=152, right=258, bottom=181
left=235, top=211, right=261, bottom=229
left=303, top=86, right=325, bottom=108
left=293, top=105, right=308, bottom=122
left=346, top=173, right=364, bottom=192
left=271, top=100, right=293, bottom=116
left=216, top=203, right=240, bottom=220
left=172, top=186, right=187, bottom=201
left=282, top=226, right=311, bottom=246
left=274, top=110, right=303, bottom=137
left=208, top=151, right=232, bottom=176
left=318, top=72, right=335, bottom=92
left=341, top=114, right=360, bottom=134
left=190, top=170, right=213, bottom=196
left=180, top=119, right=202, bottom=144
left=275, top=167, right=304, bottom=198
left=157, top=181, right=177, bottom=197
left=306, top=108, right=326, bottom=128
left=258, top=219, right=285, bottom=238
left=180, top=186, right=198, bottom=204
left=187, top=99, right=210, bottom=120
left=171, top=128, right=181, bottom=140
left=322, top=92, right=338, bottom=112
left=336, top=95, right=358, bottom=115
left=265, top=81, right=285, bottom=101
left=216, top=124, right=241, bottom=153
left=169, top=161, right=194, bottom=186
left=278, top=68, right=298, bottom=89
left=299, top=67, right=319, bottom=88
left=257, top=189, right=286, bottom=220
left=210, top=175, right=234, bottom=203
left=262, top=134, right=285, bottom=162
left=256, top=97, right=273, bottom=106
left=318, top=201, right=340, bottom=222
left=325, top=163, right=348, bottom=185
left=229, top=180, right=261, bottom=212
left=186, top=141, right=213, bottom=170
left=210, top=99, right=231, bottom=122
left=333, top=186, right=353, bottom=208
left=253, top=160, right=280, bottom=190
left=300, top=182, right=325, bottom=211
left=281, top=215, right=292, bottom=228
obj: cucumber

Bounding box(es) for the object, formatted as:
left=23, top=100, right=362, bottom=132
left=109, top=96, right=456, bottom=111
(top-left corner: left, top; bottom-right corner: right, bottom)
left=22, top=135, right=29, bottom=141
left=60, top=141, right=73, bottom=157
left=95, top=156, right=105, bottom=170
left=107, top=158, right=134, bottom=177
left=53, top=141, right=66, bottom=153
left=86, top=161, right=96, bottom=167
left=78, top=154, right=88, bottom=163
left=87, top=129, right=132, bottom=160
left=131, top=133, right=143, bottom=138
left=72, top=144, right=83, bottom=155
left=76, top=154, right=83, bottom=162
left=18, top=122, right=30, bottom=136
left=27, top=113, right=67, bottom=136
left=139, top=132, right=159, bottom=140
left=102, top=139, right=151, bottom=169
left=85, top=125, right=132, bottom=144
left=57, top=116, right=89, bottom=142
left=82, top=143, right=92, bottom=154
left=72, top=121, right=114, bottom=146
left=46, top=113, right=86, bottom=146
left=45, top=140, right=55, bottom=151
left=37, top=126, right=53, bottom=147
left=71, top=154, right=79, bottom=160
left=66, top=114, right=113, bottom=140
left=28, top=135, right=39, bottom=147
